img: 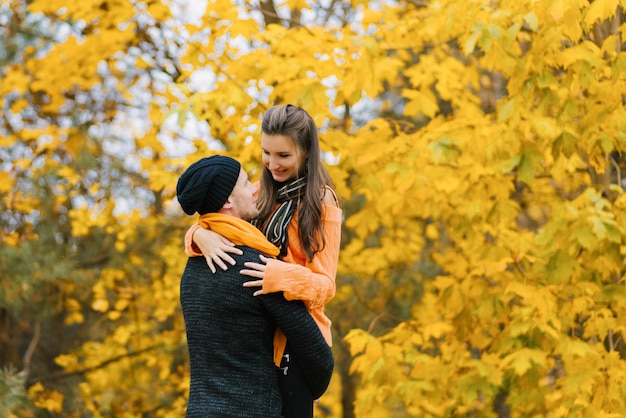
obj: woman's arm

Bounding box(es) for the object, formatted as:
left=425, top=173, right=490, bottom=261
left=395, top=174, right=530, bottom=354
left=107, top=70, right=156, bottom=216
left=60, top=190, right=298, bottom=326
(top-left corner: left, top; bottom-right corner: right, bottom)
left=242, top=205, right=342, bottom=308
left=184, top=225, right=243, bottom=273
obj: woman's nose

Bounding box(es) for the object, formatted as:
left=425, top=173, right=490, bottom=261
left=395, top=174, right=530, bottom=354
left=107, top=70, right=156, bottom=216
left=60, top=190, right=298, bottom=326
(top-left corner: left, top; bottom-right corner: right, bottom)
left=267, top=158, right=279, bottom=169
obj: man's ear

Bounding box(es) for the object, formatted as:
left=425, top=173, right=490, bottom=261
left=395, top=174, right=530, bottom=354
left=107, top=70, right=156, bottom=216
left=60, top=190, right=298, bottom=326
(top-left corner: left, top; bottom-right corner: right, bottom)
left=222, top=198, right=234, bottom=210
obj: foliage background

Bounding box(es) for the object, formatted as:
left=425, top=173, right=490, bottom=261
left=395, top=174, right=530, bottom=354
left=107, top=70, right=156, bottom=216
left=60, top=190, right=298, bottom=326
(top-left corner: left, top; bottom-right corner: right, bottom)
left=1, top=0, right=626, bottom=417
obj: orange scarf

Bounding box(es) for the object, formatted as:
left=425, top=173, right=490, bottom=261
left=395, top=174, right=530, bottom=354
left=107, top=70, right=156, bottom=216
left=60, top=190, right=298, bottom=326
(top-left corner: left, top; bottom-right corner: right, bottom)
left=198, top=213, right=280, bottom=257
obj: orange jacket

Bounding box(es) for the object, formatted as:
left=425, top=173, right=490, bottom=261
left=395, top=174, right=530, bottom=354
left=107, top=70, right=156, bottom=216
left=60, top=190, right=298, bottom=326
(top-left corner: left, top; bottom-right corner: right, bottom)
left=185, top=204, right=342, bottom=366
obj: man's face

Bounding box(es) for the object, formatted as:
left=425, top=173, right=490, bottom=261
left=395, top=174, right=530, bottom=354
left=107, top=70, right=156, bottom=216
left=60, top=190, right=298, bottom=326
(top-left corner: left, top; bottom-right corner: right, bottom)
left=228, top=169, right=260, bottom=221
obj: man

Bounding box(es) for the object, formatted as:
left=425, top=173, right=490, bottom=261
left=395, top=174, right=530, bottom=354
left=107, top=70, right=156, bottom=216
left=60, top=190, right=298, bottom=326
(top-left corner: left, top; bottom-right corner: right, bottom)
left=176, top=155, right=334, bottom=417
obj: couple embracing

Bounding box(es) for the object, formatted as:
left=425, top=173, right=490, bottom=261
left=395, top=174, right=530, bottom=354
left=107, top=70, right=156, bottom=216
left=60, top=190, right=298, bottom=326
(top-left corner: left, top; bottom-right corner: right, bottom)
left=177, top=104, right=342, bottom=417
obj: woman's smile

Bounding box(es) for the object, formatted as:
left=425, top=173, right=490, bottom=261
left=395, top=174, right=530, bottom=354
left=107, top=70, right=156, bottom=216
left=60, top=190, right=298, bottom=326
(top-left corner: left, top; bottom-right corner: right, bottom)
left=261, top=133, right=306, bottom=182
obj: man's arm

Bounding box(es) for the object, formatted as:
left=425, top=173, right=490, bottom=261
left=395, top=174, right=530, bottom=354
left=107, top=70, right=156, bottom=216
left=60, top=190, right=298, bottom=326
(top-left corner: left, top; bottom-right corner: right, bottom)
left=260, top=293, right=334, bottom=399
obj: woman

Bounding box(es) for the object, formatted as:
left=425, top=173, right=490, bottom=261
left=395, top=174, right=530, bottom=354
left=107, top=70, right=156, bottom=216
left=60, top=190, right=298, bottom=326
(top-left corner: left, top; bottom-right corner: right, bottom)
left=184, top=104, right=342, bottom=417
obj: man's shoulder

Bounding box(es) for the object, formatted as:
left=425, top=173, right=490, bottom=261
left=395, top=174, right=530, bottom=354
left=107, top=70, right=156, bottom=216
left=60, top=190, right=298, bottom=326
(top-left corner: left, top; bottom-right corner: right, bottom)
left=184, top=246, right=266, bottom=272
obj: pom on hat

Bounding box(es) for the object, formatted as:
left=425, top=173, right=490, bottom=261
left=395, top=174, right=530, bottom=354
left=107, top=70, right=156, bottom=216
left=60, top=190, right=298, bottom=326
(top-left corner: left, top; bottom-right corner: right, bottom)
left=176, top=155, right=241, bottom=215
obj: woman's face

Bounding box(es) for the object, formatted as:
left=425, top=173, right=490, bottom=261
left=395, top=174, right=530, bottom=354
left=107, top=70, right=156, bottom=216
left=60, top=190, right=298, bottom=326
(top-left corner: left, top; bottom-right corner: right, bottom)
left=261, top=133, right=306, bottom=183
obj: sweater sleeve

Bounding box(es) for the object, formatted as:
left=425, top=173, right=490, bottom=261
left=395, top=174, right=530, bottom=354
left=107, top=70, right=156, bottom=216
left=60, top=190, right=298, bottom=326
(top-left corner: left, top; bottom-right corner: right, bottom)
left=184, top=223, right=203, bottom=257
left=262, top=206, right=341, bottom=309
left=260, top=293, right=334, bottom=399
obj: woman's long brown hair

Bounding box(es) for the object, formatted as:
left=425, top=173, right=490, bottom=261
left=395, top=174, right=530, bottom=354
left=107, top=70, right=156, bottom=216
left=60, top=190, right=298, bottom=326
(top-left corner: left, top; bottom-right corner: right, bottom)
left=255, top=104, right=336, bottom=261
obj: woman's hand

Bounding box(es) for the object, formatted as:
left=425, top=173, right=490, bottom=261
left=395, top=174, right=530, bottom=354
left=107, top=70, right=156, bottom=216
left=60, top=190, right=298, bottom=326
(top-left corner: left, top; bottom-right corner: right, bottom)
left=193, top=228, right=243, bottom=273
left=241, top=254, right=270, bottom=296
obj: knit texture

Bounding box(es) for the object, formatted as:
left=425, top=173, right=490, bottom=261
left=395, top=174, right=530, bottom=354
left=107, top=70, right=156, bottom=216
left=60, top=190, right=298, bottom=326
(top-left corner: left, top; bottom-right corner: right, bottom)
left=180, top=246, right=334, bottom=417
left=177, top=155, right=241, bottom=215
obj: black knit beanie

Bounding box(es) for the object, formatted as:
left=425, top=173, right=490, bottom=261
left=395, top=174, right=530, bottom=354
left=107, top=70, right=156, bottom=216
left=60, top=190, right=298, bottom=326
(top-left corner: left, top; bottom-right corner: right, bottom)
left=176, top=155, right=241, bottom=215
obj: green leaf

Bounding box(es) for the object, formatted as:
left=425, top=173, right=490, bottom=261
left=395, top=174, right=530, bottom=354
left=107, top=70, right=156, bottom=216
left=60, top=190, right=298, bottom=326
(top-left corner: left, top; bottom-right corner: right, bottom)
left=546, top=250, right=578, bottom=283
left=523, top=11, right=539, bottom=31
left=517, top=153, right=535, bottom=184
left=572, top=226, right=598, bottom=249
left=464, top=21, right=484, bottom=55
left=497, top=97, right=516, bottom=122
left=428, top=137, right=459, bottom=164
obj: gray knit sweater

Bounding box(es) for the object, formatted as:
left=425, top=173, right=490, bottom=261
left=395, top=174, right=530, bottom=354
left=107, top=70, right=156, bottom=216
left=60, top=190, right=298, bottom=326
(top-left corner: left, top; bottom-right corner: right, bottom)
left=180, top=246, right=334, bottom=417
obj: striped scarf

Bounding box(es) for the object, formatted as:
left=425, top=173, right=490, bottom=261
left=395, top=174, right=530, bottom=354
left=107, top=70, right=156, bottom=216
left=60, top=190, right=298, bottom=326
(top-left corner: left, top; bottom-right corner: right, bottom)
left=260, top=177, right=307, bottom=258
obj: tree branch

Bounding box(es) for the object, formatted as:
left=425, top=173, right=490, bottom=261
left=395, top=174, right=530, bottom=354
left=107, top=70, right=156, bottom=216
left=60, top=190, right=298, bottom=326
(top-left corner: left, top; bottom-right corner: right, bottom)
left=28, top=345, right=158, bottom=386
left=22, top=320, right=41, bottom=382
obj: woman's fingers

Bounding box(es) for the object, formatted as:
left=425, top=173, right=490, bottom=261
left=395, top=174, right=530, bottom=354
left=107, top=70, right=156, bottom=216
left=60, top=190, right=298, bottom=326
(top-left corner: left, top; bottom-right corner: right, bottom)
left=242, top=279, right=263, bottom=287
left=203, top=255, right=217, bottom=274
left=240, top=268, right=264, bottom=278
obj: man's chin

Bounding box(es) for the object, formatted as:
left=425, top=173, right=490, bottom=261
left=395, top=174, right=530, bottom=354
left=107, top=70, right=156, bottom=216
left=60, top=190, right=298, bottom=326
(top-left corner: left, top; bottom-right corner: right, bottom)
left=243, top=210, right=261, bottom=222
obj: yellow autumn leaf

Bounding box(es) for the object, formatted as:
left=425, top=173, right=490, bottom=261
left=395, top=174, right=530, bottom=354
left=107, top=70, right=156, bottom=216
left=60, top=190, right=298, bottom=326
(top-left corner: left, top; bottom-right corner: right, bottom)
left=10, top=98, right=28, bottom=113
left=420, top=321, right=453, bottom=340
left=403, top=88, right=439, bottom=118
left=0, top=134, right=18, bottom=147
left=420, top=398, right=447, bottom=417
left=504, top=281, right=535, bottom=304
left=365, top=338, right=383, bottom=364
left=91, top=299, right=109, bottom=312
left=57, top=166, right=80, bottom=184
left=500, top=348, right=547, bottom=376
left=64, top=298, right=81, bottom=312
left=425, top=223, right=439, bottom=240
left=0, top=64, right=31, bottom=94
left=0, top=171, right=15, bottom=193
left=31, top=386, right=64, bottom=413
left=558, top=339, right=599, bottom=358
left=147, top=1, right=172, bottom=21
left=113, top=326, right=132, bottom=345
left=114, top=299, right=129, bottom=311
left=69, top=206, right=93, bottom=237
left=65, top=311, right=85, bottom=325
left=374, top=56, right=404, bottom=85
left=107, top=311, right=122, bottom=321
left=135, top=55, right=152, bottom=70
left=8, top=191, right=38, bottom=214
left=113, top=237, right=126, bottom=253
left=432, top=275, right=456, bottom=292
left=3, top=232, right=20, bottom=247
left=344, top=328, right=372, bottom=356
left=54, top=353, right=79, bottom=369
left=584, top=0, right=619, bottom=26
left=28, top=382, right=44, bottom=396
left=42, top=392, right=64, bottom=412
